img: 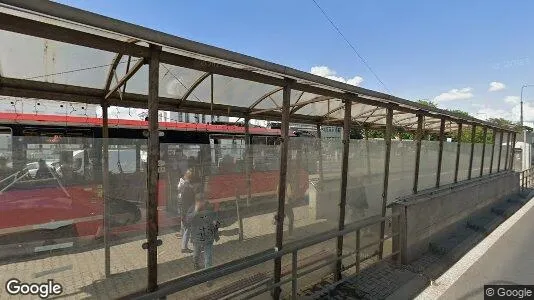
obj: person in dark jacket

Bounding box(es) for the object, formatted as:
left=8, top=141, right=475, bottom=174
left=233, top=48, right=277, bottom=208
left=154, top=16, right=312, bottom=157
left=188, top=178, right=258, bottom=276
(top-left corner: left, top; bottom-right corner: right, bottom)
left=178, top=169, right=195, bottom=253
left=187, top=193, right=219, bottom=270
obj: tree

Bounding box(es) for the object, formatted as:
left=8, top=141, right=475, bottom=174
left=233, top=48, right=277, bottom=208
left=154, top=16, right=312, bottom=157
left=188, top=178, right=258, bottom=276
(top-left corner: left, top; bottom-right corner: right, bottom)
left=417, top=99, right=438, bottom=109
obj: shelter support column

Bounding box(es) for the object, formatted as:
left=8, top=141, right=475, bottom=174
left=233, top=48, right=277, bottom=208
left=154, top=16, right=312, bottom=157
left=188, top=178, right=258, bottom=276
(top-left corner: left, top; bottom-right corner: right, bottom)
left=509, top=132, right=516, bottom=170
left=436, top=118, right=445, bottom=187
left=490, top=128, right=496, bottom=174
left=480, top=127, right=487, bottom=177
left=454, top=123, right=463, bottom=183
left=102, top=102, right=111, bottom=278
left=504, top=132, right=511, bottom=171
left=146, top=44, right=161, bottom=293
left=272, top=80, right=292, bottom=300
left=413, top=114, right=423, bottom=193
left=497, top=131, right=504, bottom=172
left=335, top=100, right=352, bottom=281
left=317, top=123, right=324, bottom=186
left=379, top=107, right=393, bottom=259
left=468, top=125, right=476, bottom=180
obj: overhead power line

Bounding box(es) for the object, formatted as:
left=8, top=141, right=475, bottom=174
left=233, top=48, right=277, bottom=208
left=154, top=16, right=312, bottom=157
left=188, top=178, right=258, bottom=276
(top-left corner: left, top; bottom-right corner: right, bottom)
left=311, top=0, right=390, bottom=93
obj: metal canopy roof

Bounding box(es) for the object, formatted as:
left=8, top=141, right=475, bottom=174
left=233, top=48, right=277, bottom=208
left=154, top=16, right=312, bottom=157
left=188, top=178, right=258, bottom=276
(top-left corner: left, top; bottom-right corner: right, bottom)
left=0, top=0, right=515, bottom=133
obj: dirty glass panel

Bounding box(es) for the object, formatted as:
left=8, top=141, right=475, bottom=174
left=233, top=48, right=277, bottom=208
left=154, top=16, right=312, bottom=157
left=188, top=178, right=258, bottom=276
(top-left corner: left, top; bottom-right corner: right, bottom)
left=0, top=136, right=149, bottom=299
left=440, top=141, right=457, bottom=186
left=346, top=139, right=385, bottom=224
left=418, top=140, right=439, bottom=191
left=388, top=140, right=415, bottom=202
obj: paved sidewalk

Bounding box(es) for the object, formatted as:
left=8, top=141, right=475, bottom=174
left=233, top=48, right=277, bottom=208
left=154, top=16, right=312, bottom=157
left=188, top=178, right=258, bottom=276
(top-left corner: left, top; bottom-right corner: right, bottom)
left=419, top=193, right=534, bottom=300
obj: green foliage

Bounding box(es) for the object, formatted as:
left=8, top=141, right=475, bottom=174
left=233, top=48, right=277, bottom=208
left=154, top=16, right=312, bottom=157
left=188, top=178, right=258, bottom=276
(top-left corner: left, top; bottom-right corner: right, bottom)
left=417, top=99, right=438, bottom=108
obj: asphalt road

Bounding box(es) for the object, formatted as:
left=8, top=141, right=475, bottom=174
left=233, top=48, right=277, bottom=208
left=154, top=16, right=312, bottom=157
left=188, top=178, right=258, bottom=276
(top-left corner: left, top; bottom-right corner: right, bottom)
left=437, top=201, right=534, bottom=300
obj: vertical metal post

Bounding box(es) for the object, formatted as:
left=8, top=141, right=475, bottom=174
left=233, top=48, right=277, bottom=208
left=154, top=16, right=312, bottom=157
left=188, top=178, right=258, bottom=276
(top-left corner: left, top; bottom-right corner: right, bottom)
left=504, top=132, right=511, bottom=171
left=436, top=118, right=446, bottom=187
left=273, top=81, right=292, bottom=300
left=454, top=123, right=463, bottom=183
left=146, top=44, right=161, bottom=292
left=480, top=127, right=487, bottom=177
left=490, top=129, right=496, bottom=174
left=468, top=125, right=476, bottom=180
left=510, top=132, right=516, bottom=170
left=335, top=100, right=352, bottom=281
left=245, top=117, right=252, bottom=207
left=497, top=131, right=503, bottom=172
left=413, top=114, right=423, bottom=193
left=365, top=127, right=371, bottom=176
left=316, top=124, right=324, bottom=186
left=210, top=74, right=214, bottom=122
left=379, top=107, right=393, bottom=259
left=102, top=103, right=111, bottom=278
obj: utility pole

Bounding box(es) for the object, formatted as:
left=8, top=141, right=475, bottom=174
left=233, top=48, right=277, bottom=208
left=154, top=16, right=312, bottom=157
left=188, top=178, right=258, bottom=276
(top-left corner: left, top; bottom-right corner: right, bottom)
left=520, top=84, right=534, bottom=170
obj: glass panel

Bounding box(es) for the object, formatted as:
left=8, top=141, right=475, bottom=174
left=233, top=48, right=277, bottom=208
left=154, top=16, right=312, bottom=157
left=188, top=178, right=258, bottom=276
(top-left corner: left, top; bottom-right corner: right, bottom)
left=440, top=141, right=457, bottom=186
left=484, top=141, right=493, bottom=174
left=158, top=141, right=278, bottom=284
left=418, top=140, right=439, bottom=190
left=500, top=133, right=510, bottom=170
left=346, top=139, right=385, bottom=224
left=388, top=140, right=415, bottom=202
left=0, top=136, right=148, bottom=298
left=458, top=142, right=471, bottom=182
left=472, top=143, right=484, bottom=178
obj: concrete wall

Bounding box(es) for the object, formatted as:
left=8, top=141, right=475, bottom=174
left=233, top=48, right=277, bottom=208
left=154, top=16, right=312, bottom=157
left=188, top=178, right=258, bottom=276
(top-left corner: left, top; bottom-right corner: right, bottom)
left=390, top=171, right=519, bottom=263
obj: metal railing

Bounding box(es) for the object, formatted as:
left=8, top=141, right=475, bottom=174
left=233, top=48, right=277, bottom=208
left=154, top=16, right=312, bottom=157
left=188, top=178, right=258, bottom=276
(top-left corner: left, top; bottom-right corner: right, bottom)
left=129, top=214, right=401, bottom=300
left=520, top=167, right=534, bottom=189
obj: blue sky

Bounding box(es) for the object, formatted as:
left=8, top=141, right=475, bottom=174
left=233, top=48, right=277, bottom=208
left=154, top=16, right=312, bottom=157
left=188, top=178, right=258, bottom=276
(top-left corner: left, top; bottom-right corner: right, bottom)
left=57, top=0, right=534, bottom=123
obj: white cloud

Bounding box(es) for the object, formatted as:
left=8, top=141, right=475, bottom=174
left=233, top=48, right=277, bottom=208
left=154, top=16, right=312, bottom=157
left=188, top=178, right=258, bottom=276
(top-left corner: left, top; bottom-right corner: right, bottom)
left=489, top=81, right=506, bottom=92
left=504, top=96, right=520, bottom=104
left=433, top=87, right=474, bottom=102
left=310, top=66, right=363, bottom=86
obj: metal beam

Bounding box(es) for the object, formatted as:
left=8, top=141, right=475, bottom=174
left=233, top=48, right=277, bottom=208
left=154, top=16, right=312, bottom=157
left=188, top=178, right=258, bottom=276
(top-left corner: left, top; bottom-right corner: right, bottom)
left=436, top=118, right=446, bottom=187
left=322, top=104, right=345, bottom=120
left=179, top=72, right=211, bottom=108
left=468, top=125, right=476, bottom=180
left=480, top=127, right=487, bottom=177
left=497, top=131, right=504, bottom=172
left=413, top=114, right=424, bottom=193
left=146, top=44, right=161, bottom=292
left=454, top=123, right=463, bottom=183
left=336, top=101, right=352, bottom=281
left=248, top=87, right=283, bottom=110
left=379, top=107, right=393, bottom=259
left=105, top=58, right=145, bottom=99
left=290, top=95, right=334, bottom=114
left=490, top=128, right=496, bottom=174
left=272, top=80, right=292, bottom=300
left=104, top=53, right=124, bottom=94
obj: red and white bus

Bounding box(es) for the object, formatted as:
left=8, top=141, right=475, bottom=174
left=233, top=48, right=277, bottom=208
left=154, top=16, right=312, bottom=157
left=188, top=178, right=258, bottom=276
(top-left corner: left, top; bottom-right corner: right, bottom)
left=0, top=112, right=309, bottom=257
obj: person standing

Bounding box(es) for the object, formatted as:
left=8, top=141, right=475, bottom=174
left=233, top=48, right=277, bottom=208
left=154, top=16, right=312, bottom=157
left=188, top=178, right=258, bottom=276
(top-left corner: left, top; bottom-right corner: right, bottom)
left=187, top=194, right=219, bottom=271
left=178, top=169, right=195, bottom=253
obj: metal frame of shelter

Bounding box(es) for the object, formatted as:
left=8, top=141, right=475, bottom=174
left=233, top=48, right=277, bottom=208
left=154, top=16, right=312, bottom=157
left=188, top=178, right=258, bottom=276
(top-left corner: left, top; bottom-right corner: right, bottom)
left=0, top=1, right=518, bottom=298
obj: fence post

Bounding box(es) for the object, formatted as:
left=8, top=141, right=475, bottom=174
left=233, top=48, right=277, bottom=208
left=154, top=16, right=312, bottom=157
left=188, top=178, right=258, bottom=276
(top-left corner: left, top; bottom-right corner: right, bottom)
left=436, top=118, right=445, bottom=187
left=316, top=124, right=324, bottom=187
left=335, top=99, right=352, bottom=281
left=454, top=123, right=463, bottom=183
left=101, top=102, right=111, bottom=278
left=509, top=132, right=516, bottom=170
